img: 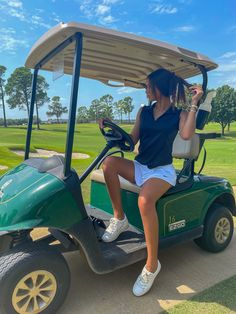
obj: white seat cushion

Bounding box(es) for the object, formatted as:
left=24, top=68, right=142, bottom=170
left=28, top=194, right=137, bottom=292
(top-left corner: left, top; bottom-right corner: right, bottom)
left=91, top=169, right=141, bottom=194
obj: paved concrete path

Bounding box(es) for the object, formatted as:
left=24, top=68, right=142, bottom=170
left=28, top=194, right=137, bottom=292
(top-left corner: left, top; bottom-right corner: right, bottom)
left=58, top=229, right=236, bottom=314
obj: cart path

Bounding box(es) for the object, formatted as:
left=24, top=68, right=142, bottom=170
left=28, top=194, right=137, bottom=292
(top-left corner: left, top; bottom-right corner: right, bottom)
left=58, top=229, right=236, bottom=314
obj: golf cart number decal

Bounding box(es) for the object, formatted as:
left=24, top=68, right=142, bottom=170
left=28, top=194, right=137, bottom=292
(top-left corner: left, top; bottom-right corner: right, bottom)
left=169, top=216, right=176, bottom=224
left=168, top=219, right=186, bottom=232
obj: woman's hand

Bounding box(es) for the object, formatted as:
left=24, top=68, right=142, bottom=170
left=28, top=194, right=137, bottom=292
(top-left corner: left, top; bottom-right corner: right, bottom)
left=98, top=118, right=112, bottom=129
left=189, top=85, right=204, bottom=106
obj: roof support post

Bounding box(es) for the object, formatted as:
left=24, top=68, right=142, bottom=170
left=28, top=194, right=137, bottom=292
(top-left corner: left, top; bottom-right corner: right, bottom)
left=64, top=32, right=83, bottom=177
left=25, top=68, right=38, bottom=160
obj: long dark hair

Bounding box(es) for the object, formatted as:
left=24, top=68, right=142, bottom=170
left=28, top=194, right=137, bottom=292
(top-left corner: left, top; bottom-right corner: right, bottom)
left=147, top=68, right=188, bottom=105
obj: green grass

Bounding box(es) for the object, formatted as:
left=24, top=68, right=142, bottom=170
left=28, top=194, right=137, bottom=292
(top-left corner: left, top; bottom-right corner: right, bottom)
left=161, top=275, right=236, bottom=314
left=0, top=122, right=236, bottom=203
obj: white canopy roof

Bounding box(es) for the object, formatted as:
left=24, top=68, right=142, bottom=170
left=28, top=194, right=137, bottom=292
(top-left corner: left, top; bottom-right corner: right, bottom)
left=25, top=22, right=218, bottom=88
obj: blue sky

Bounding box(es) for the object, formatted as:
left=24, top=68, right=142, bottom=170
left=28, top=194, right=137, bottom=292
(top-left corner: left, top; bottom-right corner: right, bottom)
left=0, top=0, right=236, bottom=120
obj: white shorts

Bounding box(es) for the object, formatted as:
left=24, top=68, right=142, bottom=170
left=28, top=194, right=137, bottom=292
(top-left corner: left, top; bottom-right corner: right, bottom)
left=134, top=160, right=177, bottom=187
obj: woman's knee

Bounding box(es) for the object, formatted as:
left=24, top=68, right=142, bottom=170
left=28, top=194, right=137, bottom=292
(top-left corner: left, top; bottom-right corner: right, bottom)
left=138, top=195, right=158, bottom=214
left=102, top=156, right=119, bottom=172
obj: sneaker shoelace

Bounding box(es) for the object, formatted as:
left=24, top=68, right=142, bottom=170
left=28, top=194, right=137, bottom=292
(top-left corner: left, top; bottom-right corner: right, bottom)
left=106, top=218, right=119, bottom=233
left=138, top=270, right=152, bottom=287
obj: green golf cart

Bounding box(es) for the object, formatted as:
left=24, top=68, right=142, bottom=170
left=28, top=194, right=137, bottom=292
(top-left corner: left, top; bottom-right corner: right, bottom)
left=0, top=22, right=235, bottom=314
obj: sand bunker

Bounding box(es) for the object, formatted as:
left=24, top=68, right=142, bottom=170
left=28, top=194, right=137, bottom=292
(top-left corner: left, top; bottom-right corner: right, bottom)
left=0, top=165, right=8, bottom=170
left=12, top=149, right=89, bottom=159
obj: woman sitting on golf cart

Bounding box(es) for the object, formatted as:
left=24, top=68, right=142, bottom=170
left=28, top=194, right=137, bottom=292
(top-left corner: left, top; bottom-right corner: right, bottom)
left=100, top=68, right=203, bottom=296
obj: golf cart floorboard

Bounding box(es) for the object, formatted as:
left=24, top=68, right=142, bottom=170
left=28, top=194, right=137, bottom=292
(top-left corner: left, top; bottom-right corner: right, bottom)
left=86, top=205, right=147, bottom=257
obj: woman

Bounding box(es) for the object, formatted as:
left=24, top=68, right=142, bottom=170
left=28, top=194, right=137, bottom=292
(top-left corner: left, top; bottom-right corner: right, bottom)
left=100, top=68, right=203, bottom=296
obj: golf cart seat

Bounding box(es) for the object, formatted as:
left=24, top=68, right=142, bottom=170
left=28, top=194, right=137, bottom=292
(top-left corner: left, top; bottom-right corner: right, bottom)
left=91, top=133, right=200, bottom=196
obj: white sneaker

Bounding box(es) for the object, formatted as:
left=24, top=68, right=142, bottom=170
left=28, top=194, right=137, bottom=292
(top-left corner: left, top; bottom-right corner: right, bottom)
left=133, top=261, right=161, bottom=297
left=102, top=215, right=129, bottom=242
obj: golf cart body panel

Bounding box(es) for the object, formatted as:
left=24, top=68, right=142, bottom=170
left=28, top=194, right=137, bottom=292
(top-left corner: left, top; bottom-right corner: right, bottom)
left=0, top=160, right=85, bottom=232
left=90, top=171, right=235, bottom=238
left=25, top=22, right=218, bottom=88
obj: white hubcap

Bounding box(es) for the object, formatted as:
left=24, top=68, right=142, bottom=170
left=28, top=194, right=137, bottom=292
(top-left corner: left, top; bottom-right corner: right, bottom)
left=214, top=217, right=231, bottom=244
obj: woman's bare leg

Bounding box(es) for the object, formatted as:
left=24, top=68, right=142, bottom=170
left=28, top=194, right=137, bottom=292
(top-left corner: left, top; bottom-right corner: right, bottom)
left=102, top=156, right=135, bottom=220
left=138, top=178, right=171, bottom=272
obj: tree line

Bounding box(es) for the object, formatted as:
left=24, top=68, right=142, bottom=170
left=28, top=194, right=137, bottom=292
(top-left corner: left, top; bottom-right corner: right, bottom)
left=0, top=66, right=68, bottom=129
left=0, top=65, right=236, bottom=135
left=77, top=95, right=134, bottom=123
left=0, top=65, right=135, bottom=129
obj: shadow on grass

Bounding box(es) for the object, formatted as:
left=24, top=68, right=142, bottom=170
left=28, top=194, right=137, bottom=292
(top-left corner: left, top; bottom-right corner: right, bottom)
left=228, top=131, right=236, bottom=137
left=161, top=275, right=236, bottom=314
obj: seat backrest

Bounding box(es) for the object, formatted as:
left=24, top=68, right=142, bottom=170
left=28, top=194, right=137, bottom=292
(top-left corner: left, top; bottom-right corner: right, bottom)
left=172, top=133, right=200, bottom=160
left=134, top=133, right=200, bottom=160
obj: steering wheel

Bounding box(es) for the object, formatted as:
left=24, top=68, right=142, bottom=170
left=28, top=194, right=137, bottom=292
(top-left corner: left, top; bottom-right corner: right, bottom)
left=99, top=120, right=134, bottom=152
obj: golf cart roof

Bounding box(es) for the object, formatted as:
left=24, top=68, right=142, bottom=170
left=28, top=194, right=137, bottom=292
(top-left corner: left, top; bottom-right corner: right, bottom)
left=25, top=22, right=218, bottom=88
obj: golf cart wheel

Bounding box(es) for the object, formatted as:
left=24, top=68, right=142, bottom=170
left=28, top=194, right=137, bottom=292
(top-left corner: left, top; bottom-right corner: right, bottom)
left=0, top=243, right=70, bottom=314
left=194, top=203, right=234, bottom=253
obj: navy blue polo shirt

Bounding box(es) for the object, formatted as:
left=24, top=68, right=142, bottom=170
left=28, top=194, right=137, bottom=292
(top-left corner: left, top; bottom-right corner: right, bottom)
left=135, top=104, right=182, bottom=168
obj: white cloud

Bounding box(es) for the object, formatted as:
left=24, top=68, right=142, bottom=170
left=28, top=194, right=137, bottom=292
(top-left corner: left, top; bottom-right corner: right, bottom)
left=220, top=51, right=236, bottom=59
left=9, top=7, right=25, bottom=20
left=214, top=52, right=236, bottom=88
left=0, top=27, right=29, bottom=53
left=99, top=14, right=118, bottom=25
left=217, top=63, right=236, bottom=73
left=216, top=76, right=236, bottom=89
left=96, top=4, right=110, bottom=15
left=31, top=15, right=51, bottom=29
left=103, top=0, right=121, bottom=4
left=152, top=4, right=178, bottom=14
left=7, top=0, right=22, bottom=8
left=80, top=0, right=121, bottom=25
left=0, top=0, right=56, bottom=28
left=174, top=25, right=195, bottom=32
left=80, top=0, right=93, bottom=19
left=0, top=0, right=26, bottom=20
left=52, top=12, right=61, bottom=23
left=1, top=0, right=48, bottom=27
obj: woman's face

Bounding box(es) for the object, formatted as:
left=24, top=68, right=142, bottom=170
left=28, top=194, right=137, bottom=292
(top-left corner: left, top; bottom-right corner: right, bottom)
left=146, top=79, right=160, bottom=101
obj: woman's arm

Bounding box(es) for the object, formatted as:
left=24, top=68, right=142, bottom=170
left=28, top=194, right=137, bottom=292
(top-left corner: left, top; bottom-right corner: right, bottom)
left=130, top=107, right=143, bottom=145
left=179, top=85, right=203, bottom=140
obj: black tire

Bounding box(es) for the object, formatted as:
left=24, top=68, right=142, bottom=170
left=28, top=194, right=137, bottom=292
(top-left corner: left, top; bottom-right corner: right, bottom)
left=194, top=203, right=234, bottom=253
left=0, top=243, right=70, bottom=314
